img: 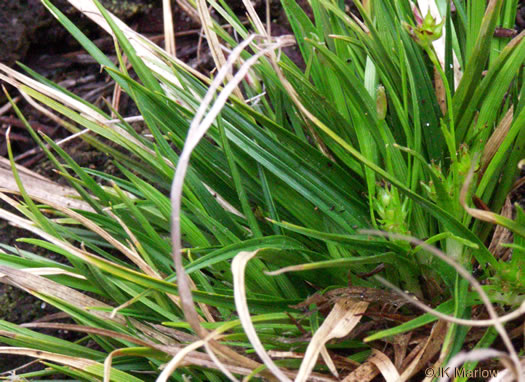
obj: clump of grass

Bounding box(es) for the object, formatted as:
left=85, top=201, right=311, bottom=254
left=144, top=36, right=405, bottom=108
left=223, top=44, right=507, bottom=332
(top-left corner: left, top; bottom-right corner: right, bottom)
left=0, top=0, right=524, bottom=380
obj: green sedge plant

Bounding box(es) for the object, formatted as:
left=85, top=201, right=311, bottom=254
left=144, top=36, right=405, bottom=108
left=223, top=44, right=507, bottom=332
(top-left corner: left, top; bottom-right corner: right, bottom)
left=0, top=0, right=523, bottom=380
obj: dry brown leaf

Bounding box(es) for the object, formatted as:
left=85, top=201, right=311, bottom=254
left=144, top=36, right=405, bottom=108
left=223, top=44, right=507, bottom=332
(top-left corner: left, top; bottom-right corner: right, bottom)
left=295, top=299, right=369, bottom=382
left=0, top=347, right=97, bottom=369
left=0, top=158, right=92, bottom=212
left=232, top=250, right=291, bottom=381
left=342, top=359, right=380, bottom=382
left=162, top=0, right=176, bottom=57
left=400, top=319, right=448, bottom=380
left=0, top=267, right=86, bottom=280
left=488, top=196, right=513, bottom=260
left=393, top=332, right=412, bottom=370
left=0, top=265, right=124, bottom=324
left=366, top=349, right=400, bottom=382
left=482, top=106, right=514, bottom=171
left=320, top=347, right=339, bottom=378
left=195, top=0, right=243, bottom=100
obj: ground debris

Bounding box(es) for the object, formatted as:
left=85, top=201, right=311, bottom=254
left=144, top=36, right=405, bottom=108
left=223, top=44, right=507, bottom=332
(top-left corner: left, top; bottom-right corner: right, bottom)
left=292, top=286, right=411, bottom=313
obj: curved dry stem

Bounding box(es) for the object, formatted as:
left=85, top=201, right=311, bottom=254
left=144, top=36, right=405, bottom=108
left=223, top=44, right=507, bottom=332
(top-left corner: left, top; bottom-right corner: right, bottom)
left=0, top=359, right=38, bottom=377
left=380, top=276, right=525, bottom=327
left=361, top=230, right=523, bottom=382
left=104, top=349, right=125, bottom=382
left=170, top=33, right=258, bottom=337
left=232, top=250, right=291, bottom=381
left=367, top=349, right=401, bottom=382
left=169, top=33, right=294, bottom=376
left=158, top=329, right=242, bottom=382
left=494, top=358, right=525, bottom=382
left=158, top=340, right=208, bottom=382
left=203, top=341, right=241, bottom=382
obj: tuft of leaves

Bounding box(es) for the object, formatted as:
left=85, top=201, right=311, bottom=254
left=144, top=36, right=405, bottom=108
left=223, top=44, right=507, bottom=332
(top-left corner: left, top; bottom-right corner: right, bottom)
left=0, top=0, right=524, bottom=380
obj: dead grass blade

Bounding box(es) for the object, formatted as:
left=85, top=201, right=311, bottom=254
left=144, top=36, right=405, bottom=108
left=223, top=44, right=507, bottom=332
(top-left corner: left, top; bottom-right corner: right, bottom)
left=168, top=33, right=294, bottom=378
left=481, top=106, right=514, bottom=171
left=232, top=250, right=291, bottom=381
left=174, top=0, right=200, bottom=24
left=0, top=65, right=104, bottom=123
left=0, top=265, right=124, bottom=324
left=0, top=345, right=265, bottom=380
left=399, top=320, right=448, bottom=380
left=0, top=159, right=92, bottom=212
left=104, top=348, right=126, bottom=382
left=54, top=0, right=199, bottom=89
left=393, top=333, right=411, bottom=370
left=7, top=310, right=337, bottom=380
left=320, top=347, right=338, bottom=378
left=461, top=161, right=525, bottom=238
left=20, top=320, right=232, bottom=379
left=21, top=323, right=162, bottom=348
left=0, top=74, right=158, bottom=161
left=162, top=0, right=176, bottom=57
left=493, top=358, right=525, bottom=382
left=195, top=0, right=244, bottom=99
left=365, top=349, right=400, bottom=382
left=341, top=359, right=380, bottom=382
left=295, top=299, right=369, bottom=382
left=373, top=276, right=525, bottom=327
left=170, top=33, right=256, bottom=337
left=487, top=196, right=513, bottom=260
left=158, top=340, right=212, bottom=382
left=0, top=347, right=97, bottom=369
left=1, top=267, right=86, bottom=280
left=159, top=331, right=241, bottom=382
left=0, top=95, right=20, bottom=116
left=241, top=0, right=267, bottom=38
left=1, top=189, right=177, bottom=299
